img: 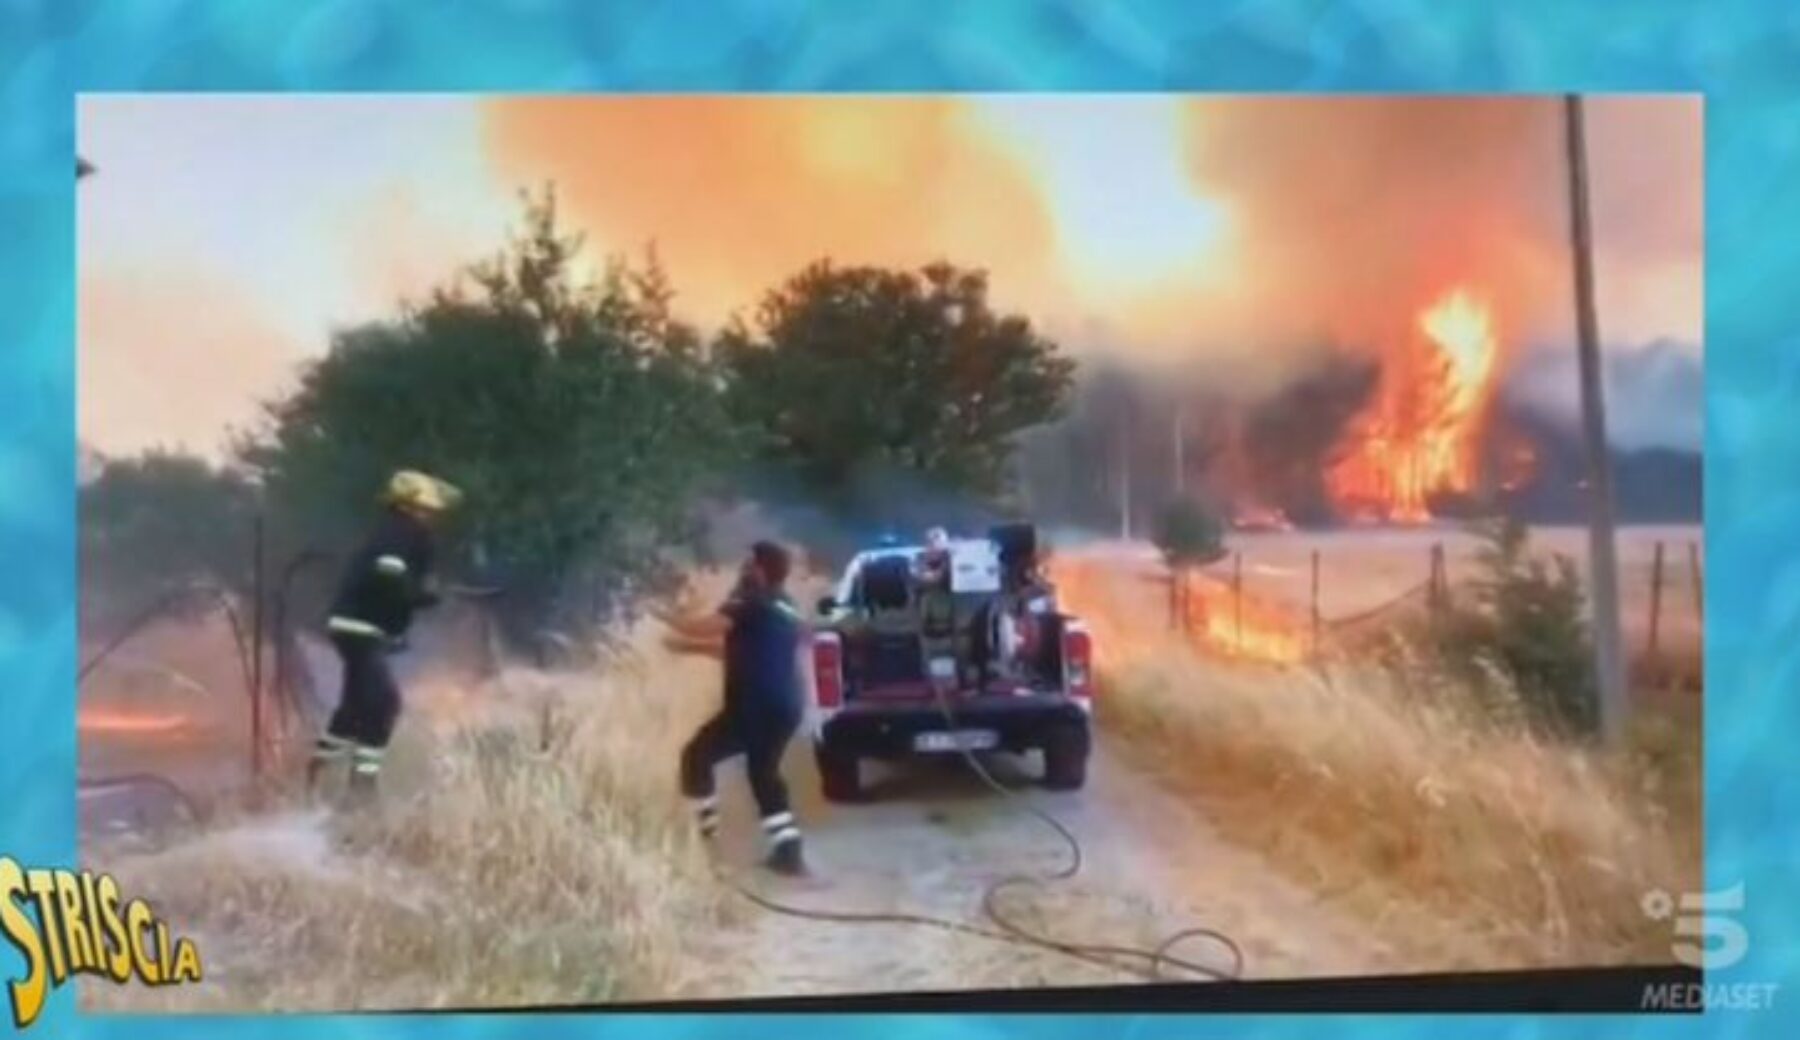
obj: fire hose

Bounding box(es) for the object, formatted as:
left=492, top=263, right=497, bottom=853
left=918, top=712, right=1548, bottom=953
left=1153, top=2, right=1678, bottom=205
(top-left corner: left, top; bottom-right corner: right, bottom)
left=717, top=678, right=1246, bottom=985
left=303, top=571, right=1250, bottom=985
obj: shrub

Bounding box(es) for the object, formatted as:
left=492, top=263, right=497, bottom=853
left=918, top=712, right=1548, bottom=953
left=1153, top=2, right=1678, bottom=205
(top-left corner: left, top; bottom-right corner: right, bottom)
left=1154, top=497, right=1227, bottom=569
left=1433, top=517, right=1598, bottom=736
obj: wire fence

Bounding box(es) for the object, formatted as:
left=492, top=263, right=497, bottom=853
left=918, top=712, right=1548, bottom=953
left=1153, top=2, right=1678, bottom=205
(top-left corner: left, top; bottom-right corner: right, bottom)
left=1161, top=536, right=1704, bottom=685
left=78, top=524, right=339, bottom=829
left=79, top=518, right=518, bottom=833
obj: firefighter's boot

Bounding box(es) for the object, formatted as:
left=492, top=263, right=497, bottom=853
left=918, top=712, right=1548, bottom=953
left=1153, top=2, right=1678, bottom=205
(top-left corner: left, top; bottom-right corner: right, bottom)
left=762, top=813, right=807, bottom=877
left=306, top=735, right=352, bottom=802
left=692, top=796, right=720, bottom=844
left=346, top=746, right=384, bottom=807
left=305, top=756, right=330, bottom=800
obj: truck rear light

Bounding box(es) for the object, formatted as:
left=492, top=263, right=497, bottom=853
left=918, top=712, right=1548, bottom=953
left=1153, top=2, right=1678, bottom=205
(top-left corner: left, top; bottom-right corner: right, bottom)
left=813, top=633, right=844, bottom=710
left=1063, top=625, right=1094, bottom=704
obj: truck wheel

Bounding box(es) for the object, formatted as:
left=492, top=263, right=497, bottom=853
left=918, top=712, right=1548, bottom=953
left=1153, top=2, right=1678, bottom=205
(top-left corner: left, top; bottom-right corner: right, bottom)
left=1041, top=725, right=1088, bottom=791
left=816, top=742, right=864, bottom=803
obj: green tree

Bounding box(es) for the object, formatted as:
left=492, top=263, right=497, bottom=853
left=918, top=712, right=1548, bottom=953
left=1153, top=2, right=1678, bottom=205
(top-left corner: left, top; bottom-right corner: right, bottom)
left=242, top=189, right=735, bottom=651
left=1154, top=497, right=1227, bottom=630
left=1155, top=496, right=1226, bottom=568
left=717, top=260, right=1076, bottom=541
left=79, top=450, right=260, bottom=629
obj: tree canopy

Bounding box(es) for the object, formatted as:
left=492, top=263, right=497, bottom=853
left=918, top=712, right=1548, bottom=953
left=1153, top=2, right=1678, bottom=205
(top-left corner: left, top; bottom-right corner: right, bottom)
left=241, top=190, right=735, bottom=647
left=79, top=451, right=260, bottom=627
left=88, top=194, right=1086, bottom=653
left=717, top=260, right=1075, bottom=535
left=1154, top=496, right=1228, bottom=570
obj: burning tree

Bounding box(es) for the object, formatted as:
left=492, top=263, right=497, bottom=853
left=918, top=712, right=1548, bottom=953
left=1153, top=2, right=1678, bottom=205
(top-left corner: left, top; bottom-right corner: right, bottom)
left=1327, top=288, right=1507, bottom=524
left=1241, top=353, right=1380, bottom=527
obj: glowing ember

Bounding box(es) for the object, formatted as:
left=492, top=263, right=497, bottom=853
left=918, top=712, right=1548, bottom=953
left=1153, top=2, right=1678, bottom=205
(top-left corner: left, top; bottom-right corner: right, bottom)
left=78, top=707, right=191, bottom=735
left=1327, top=288, right=1506, bottom=524
left=1232, top=504, right=1295, bottom=533
left=1496, top=436, right=1538, bottom=493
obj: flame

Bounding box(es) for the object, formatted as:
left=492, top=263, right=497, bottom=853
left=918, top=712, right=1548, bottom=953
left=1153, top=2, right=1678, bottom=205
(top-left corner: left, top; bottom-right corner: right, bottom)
left=1049, top=554, right=1307, bottom=669
left=79, top=707, right=191, bottom=736
left=1178, top=575, right=1308, bottom=664
left=1327, top=288, right=1504, bottom=524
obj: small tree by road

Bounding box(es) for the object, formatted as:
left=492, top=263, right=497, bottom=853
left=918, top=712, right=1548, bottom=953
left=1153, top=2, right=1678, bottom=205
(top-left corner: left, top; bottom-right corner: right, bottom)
left=1155, top=497, right=1227, bottom=630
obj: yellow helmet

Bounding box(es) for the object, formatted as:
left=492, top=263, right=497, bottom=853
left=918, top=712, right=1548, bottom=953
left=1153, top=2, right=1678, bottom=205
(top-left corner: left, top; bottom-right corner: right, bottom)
left=382, top=469, right=462, bottom=514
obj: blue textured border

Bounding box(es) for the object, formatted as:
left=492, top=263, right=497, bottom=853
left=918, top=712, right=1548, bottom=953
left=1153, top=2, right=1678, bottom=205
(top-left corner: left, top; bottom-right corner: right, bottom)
left=2, top=1, right=1793, bottom=1037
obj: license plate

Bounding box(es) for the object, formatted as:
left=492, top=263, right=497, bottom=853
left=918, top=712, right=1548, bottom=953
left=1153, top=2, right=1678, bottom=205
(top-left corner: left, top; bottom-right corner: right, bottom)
left=914, top=729, right=999, bottom=753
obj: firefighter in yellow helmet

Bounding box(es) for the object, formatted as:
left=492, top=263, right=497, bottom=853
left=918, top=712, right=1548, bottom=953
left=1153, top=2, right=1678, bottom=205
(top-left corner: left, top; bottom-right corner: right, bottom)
left=307, top=470, right=462, bottom=803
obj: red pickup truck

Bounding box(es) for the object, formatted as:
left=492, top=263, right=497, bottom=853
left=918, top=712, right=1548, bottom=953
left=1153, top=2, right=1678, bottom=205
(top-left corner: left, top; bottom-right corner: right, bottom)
left=806, top=527, right=1095, bottom=802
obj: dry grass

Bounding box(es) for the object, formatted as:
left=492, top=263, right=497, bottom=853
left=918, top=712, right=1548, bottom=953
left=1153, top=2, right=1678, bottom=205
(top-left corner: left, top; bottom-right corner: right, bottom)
left=81, top=613, right=742, bottom=1012
left=77, top=579, right=1212, bottom=1008
left=1099, top=638, right=1701, bottom=971
left=79, top=553, right=1702, bottom=1007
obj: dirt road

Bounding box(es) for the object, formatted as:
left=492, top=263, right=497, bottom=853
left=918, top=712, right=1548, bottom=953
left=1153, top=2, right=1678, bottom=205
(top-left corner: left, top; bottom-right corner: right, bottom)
left=680, top=735, right=1396, bottom=997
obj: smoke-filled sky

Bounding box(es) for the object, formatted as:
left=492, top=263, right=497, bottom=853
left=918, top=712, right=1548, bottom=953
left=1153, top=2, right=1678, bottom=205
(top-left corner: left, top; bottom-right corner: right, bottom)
left=78, top=93, right=1701, bottom=460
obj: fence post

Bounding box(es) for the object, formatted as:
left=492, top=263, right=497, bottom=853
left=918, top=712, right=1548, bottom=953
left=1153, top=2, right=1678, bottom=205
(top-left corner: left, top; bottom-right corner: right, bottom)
left=249, top=513, right=266, bottom=783
left=1427, top=544, right=1436, bottom=612
left=1428, top=543, right=1446, bottom=615
left=1232, top=551, right=1243, bottom=650
left=1179, top=567, right=1191, bottom=635
left=1687, top=541, right=1703, bottom=626
left=273, top=548, right=328, bottom=737
left=1647, top=540, right=1665, bottom=663
left=1310, top=549, right=1321, bottom=656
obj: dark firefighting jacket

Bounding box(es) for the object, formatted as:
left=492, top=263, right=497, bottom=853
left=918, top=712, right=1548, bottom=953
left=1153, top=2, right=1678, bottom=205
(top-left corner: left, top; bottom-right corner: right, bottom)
left=721, top=589, right=804, bottom=722
left=327, top=509, right=439, bottom=641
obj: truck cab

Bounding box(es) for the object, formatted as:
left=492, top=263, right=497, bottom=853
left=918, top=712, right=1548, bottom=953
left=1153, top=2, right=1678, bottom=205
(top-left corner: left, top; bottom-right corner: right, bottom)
left=808, top=526, right=1094, bottom=802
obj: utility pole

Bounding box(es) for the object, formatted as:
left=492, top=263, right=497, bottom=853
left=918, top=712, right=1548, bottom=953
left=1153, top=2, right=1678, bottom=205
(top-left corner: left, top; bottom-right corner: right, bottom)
left=1173, top=405, right=1187, bottom=497
left=1563, top=93, right=1628, bottom=743
left=1119, top=421, right=1132, bottom=542
left=250, top=513, right=266, bottom=782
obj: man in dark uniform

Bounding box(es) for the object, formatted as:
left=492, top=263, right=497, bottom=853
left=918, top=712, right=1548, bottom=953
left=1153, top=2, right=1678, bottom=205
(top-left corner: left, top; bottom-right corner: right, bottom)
left=658, top=541, right=808, bottom=876
left=306, top=469, right=460, bottom=803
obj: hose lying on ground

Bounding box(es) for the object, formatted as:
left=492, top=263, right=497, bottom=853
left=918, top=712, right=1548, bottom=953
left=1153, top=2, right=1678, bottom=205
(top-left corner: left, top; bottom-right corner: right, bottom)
left=720, top=679, right=1246, bottom=985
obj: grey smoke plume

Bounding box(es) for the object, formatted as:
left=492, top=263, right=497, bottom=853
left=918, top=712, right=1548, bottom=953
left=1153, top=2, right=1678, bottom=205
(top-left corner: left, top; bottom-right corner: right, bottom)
left=1502, top=340, right=1702, bottom=452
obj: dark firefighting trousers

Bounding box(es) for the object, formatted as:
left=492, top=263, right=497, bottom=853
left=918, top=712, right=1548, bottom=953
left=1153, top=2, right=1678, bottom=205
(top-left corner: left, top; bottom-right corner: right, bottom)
left=679, top=699, right=802, bottom=849
left=313, top=632, right=402, bottom=784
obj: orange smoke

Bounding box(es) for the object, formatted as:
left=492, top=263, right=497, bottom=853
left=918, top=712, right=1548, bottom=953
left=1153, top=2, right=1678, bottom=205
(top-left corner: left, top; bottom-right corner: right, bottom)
left=480, top=96, right=1064, bottom=332
left=80, top=269, right=304, bottom=460
left=479, top=95, right=1699, bottom=387
left=1174, top=97, right=1572, bottom=382
left=1326, top=288, right=1508, bottom=524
